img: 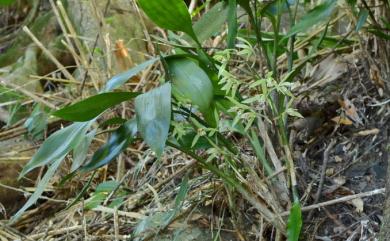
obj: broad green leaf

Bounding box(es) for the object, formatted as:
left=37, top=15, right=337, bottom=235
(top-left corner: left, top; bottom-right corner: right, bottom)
left=356, top=8, right=369, bottom=31
left=10, top=155, right=64, bottom=224
left=227, top=0, right=238, bottom=49
left=19, top=122, right=92, bottom=178
left=192, top=2, right=229, bottom=43
left=52, top=92, right=139, bottom=122
left=71, top=129, right=96, bottom=172
left=137, top=0, right=196, bottom=40
left=286, top=0, right=337, bottom=38
left=135, top=83, right=171, bottom=157
left=81, top=119, right=137, bottom=172
left=104, top=58, right=158, bottom=91
left=287, top=201, right=302, bottom=241
left=167, top=57, right=213, bottom=113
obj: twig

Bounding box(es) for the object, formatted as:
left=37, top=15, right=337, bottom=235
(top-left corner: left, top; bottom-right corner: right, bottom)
left=307, top=139, right=336, bottom=220
left=280, top=188, right=385, bottom=216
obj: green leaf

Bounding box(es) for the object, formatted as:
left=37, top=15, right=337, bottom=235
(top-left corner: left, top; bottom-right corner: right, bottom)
left=0, top=0, right=15, bottom=6
left=10, top=154, right=64, bottom=224
left=287, top=201, right=302, bottom=241
left=135, top=83, right=171, bottom=157
left=137, top=0, right=196, bottom=40
left=167, top=57, right=213, bottom=113
left=355, top=8, right=369, bottom=31
left=104, top=58, right=158, bottom=91
left=286, top=0, right=337, bottom=38
left=81, top=119, right=137, bottom=172
left=192, top=2, right=229, bottom=43
left=19, top=122, right=92, bottom=178
left=24, top=105, right=48, bottom=140
left=227, top=0, right=238, bottom=49
left=72, top=129, right=96, bottom=172
left=52, top=92, right=139, bottom=122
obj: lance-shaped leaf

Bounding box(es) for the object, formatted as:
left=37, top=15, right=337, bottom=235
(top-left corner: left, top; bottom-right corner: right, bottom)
left=286, top=0, right=337, bottom=38
left=81, top=119, right=137, bottom=172
left=11, top=154, right=65, bottom=224
left=191, top=2, right=229, bottom=43
left=287, top=201, right=302, bottom=241
left=52, top=92, right=139, bottom=122
left=19, top=121, right=92, bottom=178
left=71, top=129, right=97, bottom=172
left=138, top=0, right=196, bottom=40
left=135, top=83, right=171, bottom=157
left=104, top=57, right=158, bottom=92
left=227, top=0, right=238, bottom=49
left=167, top=57, right=213, bottom=113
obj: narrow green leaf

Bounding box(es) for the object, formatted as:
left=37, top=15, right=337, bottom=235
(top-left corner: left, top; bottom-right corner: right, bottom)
left=192, top=2, right=229, bottom=43
left=10, top=155, right=64, bottom=224
left=287, top=201, right=302, bottom=241
left=286, top=0, right=337, bottom=38
left=104, top=58, right=158, bottom=91
left=135, top=83, right=171, bottom=157
left=167, top=57, right=213, bottom=113
left=81, top=119, right=137, bottom=172
left=52, top=92, right=139, bottom=122
left=355, top=8, right=369, bottom=31
left=72, top=129, right=96, bottom=172
left=19, top=122, right=92, bottom=178
left=367, top=28, right=390, bottom=40
left=227, top=0, right=238, bottom=48
left=137, top=0, right=196, bottom=40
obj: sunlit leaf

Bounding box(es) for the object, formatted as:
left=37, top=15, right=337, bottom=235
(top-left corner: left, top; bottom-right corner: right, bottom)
left=137, top=0, right=196, bottom=40
left=167, top=57, right=213, bottom=113
left=19, top=122, right=92, bottom=178
left=287, top=201, right=302, bottom=241
left=104, top=58, right=158, bottom=91
left=135, top=83, right=171, bottom=157
left=52, top=92, right=139, bottom=122
left=81, top=119, right=137, bottom=172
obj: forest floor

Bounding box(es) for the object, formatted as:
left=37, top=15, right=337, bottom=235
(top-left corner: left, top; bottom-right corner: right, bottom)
left=0, top=1, right=389, bottom=241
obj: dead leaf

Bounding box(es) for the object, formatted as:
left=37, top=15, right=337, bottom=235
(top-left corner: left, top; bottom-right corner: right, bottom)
left=334, top=155, right=343, bottom=163
left=370, top=64, right=385, bottom=88
left=338, top=98, right=363, bottom=125
left=326, top=168, right=335, bottom=176
left=332, top=116, right=353, bottom=125
left=355, top=128, right=380, bottom=136
left=350, top=198, right=364, bottom=213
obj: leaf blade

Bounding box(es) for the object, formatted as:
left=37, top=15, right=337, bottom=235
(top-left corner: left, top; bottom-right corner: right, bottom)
left=135, top=83, right=171, bottom=157
left=52, top=92, right=139, bottom=122
left=104, top=58, right=158, bottom=91
left=19, top=122, right=92, bottom=178
left=138, top=0, right=196, bottom=39
left=81, top=119, right=137, bottom=172
left=167, top=57, right=213, bottom=113
left=287, top=201, right=302, bottom=241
